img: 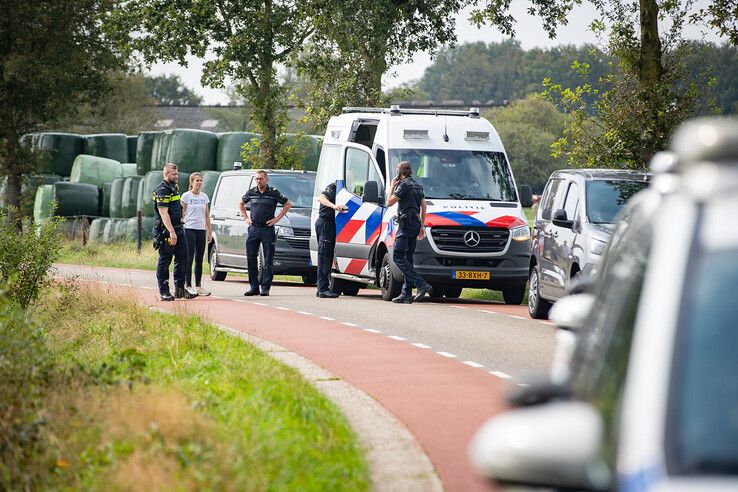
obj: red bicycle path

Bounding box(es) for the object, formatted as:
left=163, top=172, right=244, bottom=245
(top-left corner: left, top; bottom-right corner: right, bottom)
left=89, top=279, right=514, bottom=492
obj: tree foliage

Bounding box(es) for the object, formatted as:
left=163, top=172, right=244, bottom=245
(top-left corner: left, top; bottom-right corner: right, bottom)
left=0, top=0, right=124, bottom=224
left=144, top=74, right=203, bottom=106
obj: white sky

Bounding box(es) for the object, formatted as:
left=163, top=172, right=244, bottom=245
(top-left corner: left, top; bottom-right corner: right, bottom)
left=148, top=3, right=721, bottom=105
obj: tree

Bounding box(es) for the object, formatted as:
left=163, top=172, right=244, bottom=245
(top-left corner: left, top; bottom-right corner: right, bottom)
left=296, top=0, right=466, bottom=128
left=484, top=96, right=568, bottom=193
left=108, top=0, right=315, bottom=169
left=0, top=0, right=124, bottom=225
left=471, top=0, right=736, bottom=169
left=144, top=74, right=203, bottom=105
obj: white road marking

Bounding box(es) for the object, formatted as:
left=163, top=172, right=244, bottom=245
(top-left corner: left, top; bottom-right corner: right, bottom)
left=298, top=311, right=312, bottom=315
left=275, top=306, right=290, bottom=311
left=509, top=315, right=526, bottom=320
left=412, top=343, right=432, bottom=349
left=320, top=316, right=334, bottom=321
left=388, top=335, right=406, bottom=341
left=450, top=305, right=465, bottom=310
left=120, top=283, right=131, bottom=287
left=463, top=361, right=484, bottom=368
left=141, top=286, right=155, bottom=290
left=342, top=322, right=358, bottom=327
left=482, top=310, right=498, bottom=314
left=253, top=302, right=267, bottom=306
left=364, top=328, right=382, bottom=334
left=490, top=370, right=512, bottom=379
left=437, top=351, right=457, bottom=358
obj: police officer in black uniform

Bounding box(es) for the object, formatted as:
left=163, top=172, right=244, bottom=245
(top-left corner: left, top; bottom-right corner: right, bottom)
left=239, top=170, right=292, bottom=296
left=153, top=163, right=196, bottom=301
left=315, top=181, right=348, bottom=298
left=386, top=161, right=433, bottom=303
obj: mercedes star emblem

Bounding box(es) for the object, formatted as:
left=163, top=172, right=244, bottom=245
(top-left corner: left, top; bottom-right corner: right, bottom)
left=463, top=230, right=481, bottom=247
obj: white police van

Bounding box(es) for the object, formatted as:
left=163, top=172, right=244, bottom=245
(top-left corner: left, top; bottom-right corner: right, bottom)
left=309, top=106, right=530, bottom=302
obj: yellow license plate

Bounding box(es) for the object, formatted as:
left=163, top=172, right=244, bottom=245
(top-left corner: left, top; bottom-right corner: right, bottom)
left=453, top=270, right=490, bottom=280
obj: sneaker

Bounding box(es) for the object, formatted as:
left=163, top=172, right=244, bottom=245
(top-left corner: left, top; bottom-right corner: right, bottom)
left=196, top=286, right=211, bottom=296
left=160, top=292, right=175, bottom=301
left=175, top=286, right=198, bottom=299
left=243, top=289, right=260, bottom=296
left=317, top=290, right=339, bottom=298
left=413, top=284, right=433, bottom=302
left=391, top=295, right=413, bottom=304
left=260, top=290, right=270, bottom=297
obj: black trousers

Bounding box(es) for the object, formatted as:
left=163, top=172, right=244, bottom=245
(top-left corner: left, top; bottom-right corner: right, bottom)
left=393, top=223, right=429, bottom=297
left=156, top=226, right=188, bottom=295
left=246, top=225, right=276, bottom=292
left=315, top=218, right=336, bottom=293
left=185, top=228, right=206, bottom=287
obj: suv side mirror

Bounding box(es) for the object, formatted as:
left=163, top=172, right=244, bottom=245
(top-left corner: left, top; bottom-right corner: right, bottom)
left=362, top=180, right=383, bottom=205
left=552, top=208, right=574, bottom=228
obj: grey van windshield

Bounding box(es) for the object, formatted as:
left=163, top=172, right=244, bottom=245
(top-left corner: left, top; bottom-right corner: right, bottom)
left=586, top=180, right=649, bottom=224
left=389, top=149, right=517, bottom=201
left=269, top=174, right=315, bottom=208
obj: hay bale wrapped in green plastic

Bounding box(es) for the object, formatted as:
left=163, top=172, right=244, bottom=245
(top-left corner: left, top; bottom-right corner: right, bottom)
left=127, top=136, right=138, bottom=163
left=99, top=183, right=112, bottom=217
left=136, top=131, right=159, bottom=175
left=121, top=176, right=143, bottom=218
left=141, top=216, right=154, bottom=241
left=70, top=155, right=122, bottom=186
left=82, top=134, right=128, bottom=162
left=200, top=170, right=221, bottom=199
left=138, top=170, right=189, bottom=217
left=33, top=185, right=54, bottom=224
left=19, top=175, right=62, bottom=216
left=88, top=218, right=107, bottom=243
left=125, top=217, right=154, bottom=242
left=165, top=129, right=217, bottom=172
left=121, top=163, right=138, bottom=177
left=216, top=132, right=259, bottom=171
left=113, top=218, right=128, bottom=242
left=109, top=177, right=126, bottom=218
left=101, top=219, right=115, bottom=243
left=150, top=131, right=174, bottom=171
left=52, top=182, right=99, bottom=217
left=36, top=133, right=84, bottom=176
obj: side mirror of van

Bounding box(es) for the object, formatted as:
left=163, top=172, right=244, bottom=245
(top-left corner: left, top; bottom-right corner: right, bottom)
left=552, top=208, right=574, bottom=228
left=362, top=180, right=383, bottom=205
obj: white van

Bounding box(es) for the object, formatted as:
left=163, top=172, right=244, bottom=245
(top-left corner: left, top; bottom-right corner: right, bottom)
left=309, top=106, right=530, bottom=302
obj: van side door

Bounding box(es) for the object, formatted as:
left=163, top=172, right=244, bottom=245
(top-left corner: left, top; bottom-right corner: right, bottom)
left=215, top=174, right=252, bottom=266
left=333, top=143, right=385, bottom=277
left=552, top=180, right=581, bottom=298
left=537, top=178, right=566, bottom=295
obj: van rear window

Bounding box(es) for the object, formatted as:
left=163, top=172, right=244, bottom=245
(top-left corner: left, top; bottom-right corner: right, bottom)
left=389, top=149, right=517, bottom=201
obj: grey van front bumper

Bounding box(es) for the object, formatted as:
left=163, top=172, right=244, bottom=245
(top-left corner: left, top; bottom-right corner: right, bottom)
left=273, top=236, right=315, bottom=276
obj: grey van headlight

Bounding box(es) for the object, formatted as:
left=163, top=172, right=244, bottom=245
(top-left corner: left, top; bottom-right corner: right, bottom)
left=587, top=237, right=607, bottom=255
left=275, top=226, right=294, bottom=237
left=511, top=225, right=530, bottom=242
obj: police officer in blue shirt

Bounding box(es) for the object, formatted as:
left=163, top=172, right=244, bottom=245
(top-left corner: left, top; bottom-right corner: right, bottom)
left=315, top=181, right=348, bottom=298
left=238, top=170, right=292, bottom=296
left=153, top=163, right=196, bottom=301
left=386, top=161, right=433, bottom=303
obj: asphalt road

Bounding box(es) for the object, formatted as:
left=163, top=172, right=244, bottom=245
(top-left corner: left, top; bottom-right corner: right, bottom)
left=55, top=264, right=557, bottom=384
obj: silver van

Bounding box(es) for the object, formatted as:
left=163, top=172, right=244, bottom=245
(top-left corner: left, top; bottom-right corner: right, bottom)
left=528, top=169, right=649, bottom=318
left=208, top=169, right=317, bottom=284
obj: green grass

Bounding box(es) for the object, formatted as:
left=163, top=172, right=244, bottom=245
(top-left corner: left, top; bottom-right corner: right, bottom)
left=523, top=206, right=535, bottom=227
left=29, top=282, right=369, bottom=490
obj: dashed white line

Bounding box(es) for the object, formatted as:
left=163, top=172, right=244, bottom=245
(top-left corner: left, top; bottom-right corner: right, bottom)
left=450, top=305, right=465, bottom=310
left=320, top=316, right=334, bottom=321
left=253, top=302, right=267, bottom=306
left=509, top=315, right=526, bottom=320
left=437, top=351, right=457, bottom=358
left=297, top=311, right=312, bottom=315
left=412, top=343, right=432, bottom=349
left=364, top=328, right=382, bottom=334
left=388, top=335, right=406, bottom=341
left=341, top=322, right=358, bottom=327
left=490, top=370, right=512, bottom=379
left=141, top=286, right=154, bottom=290
left=482, top=310, right=498, bottom=314
left=463, top=360, right=484, bottom=368
left=275, top=306, right=290, bottom=311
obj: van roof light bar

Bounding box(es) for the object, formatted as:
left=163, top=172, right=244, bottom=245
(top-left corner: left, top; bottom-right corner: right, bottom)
left=342, top=106, right=475, bottom=117
left=469, top=107, right=480, bottom=118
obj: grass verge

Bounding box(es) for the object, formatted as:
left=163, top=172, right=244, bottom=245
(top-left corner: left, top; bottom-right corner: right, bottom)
left=11, top=282, right=368, bottom=490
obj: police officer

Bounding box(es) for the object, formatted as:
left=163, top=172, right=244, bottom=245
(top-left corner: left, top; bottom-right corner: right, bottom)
left=239, top=170, right=292, bottom=296
left=153, top=163, right=196, bottom=301
left=315, top=181, right=348, bottom=298
left=386, top=161, right=433, bottom=303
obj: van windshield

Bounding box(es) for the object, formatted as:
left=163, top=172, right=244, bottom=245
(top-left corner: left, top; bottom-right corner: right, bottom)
left=389, top=149, right=517, bottom=201
left=269, top=174, right=316, bottom=208
left=586, top=180, right=649, bottom=224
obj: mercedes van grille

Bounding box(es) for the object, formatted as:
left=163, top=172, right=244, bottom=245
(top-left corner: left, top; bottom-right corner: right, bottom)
left=431, top=227, right=509, bottom=253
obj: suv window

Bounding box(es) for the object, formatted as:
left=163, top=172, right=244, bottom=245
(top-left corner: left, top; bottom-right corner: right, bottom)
left=563, top=182, right=580, bottom=220
left=315, top=144, right=342, bottom=193
left=345, top=147, right=383, bottom=198
left=214, top=175, right=238, bottom=209
left=540, top=178, right=564, bottom=220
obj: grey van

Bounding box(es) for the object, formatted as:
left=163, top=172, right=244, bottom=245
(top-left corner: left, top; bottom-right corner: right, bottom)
left=208, top=169, right=317, bottom=284
left=528, top=169, right=649, bottom=318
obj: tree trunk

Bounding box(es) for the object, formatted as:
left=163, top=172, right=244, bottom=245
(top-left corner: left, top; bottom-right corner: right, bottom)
left=638, top=0, right=664, bottom=87
left=638, top=0, right=666, bottom=166
left=2, top=130, right=25, bottom=230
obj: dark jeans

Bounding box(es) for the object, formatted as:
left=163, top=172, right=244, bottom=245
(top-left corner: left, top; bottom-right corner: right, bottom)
left=393, top=226, right=429, bottom=297
left=246, top=225, right=276, bottom=292
left=185, top=228, right=206, bottom=287
left=315, top=218, right=336, bottom=293
left=157, top=226, right=188, bottom=296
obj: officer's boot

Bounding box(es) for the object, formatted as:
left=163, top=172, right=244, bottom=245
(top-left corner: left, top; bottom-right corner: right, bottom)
left=175, top=285, right=198, bottom=299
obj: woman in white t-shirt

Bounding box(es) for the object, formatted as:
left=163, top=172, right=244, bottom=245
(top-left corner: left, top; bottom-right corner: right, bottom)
left=181, top=173, right=212, bottom=296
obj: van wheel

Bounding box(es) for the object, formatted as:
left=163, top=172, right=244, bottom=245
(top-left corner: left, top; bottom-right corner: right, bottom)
left=503, top=285, right=525, bottom=305
left=302, top=271, right=317, bottom=285
left=379, top=253, right=402, bottom=301
left=342, top=281, right=361, bottom=296
left=209, top=246, right=227, bottom=281
left=329, top=274, right=343, bottom=295
left=445, top=285, right=463, bottom=299
left=528, top=267, right=552, bottom=319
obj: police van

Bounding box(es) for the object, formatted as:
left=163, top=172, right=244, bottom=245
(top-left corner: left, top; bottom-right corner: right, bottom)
left=309, top=106, right=530, bottom=302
